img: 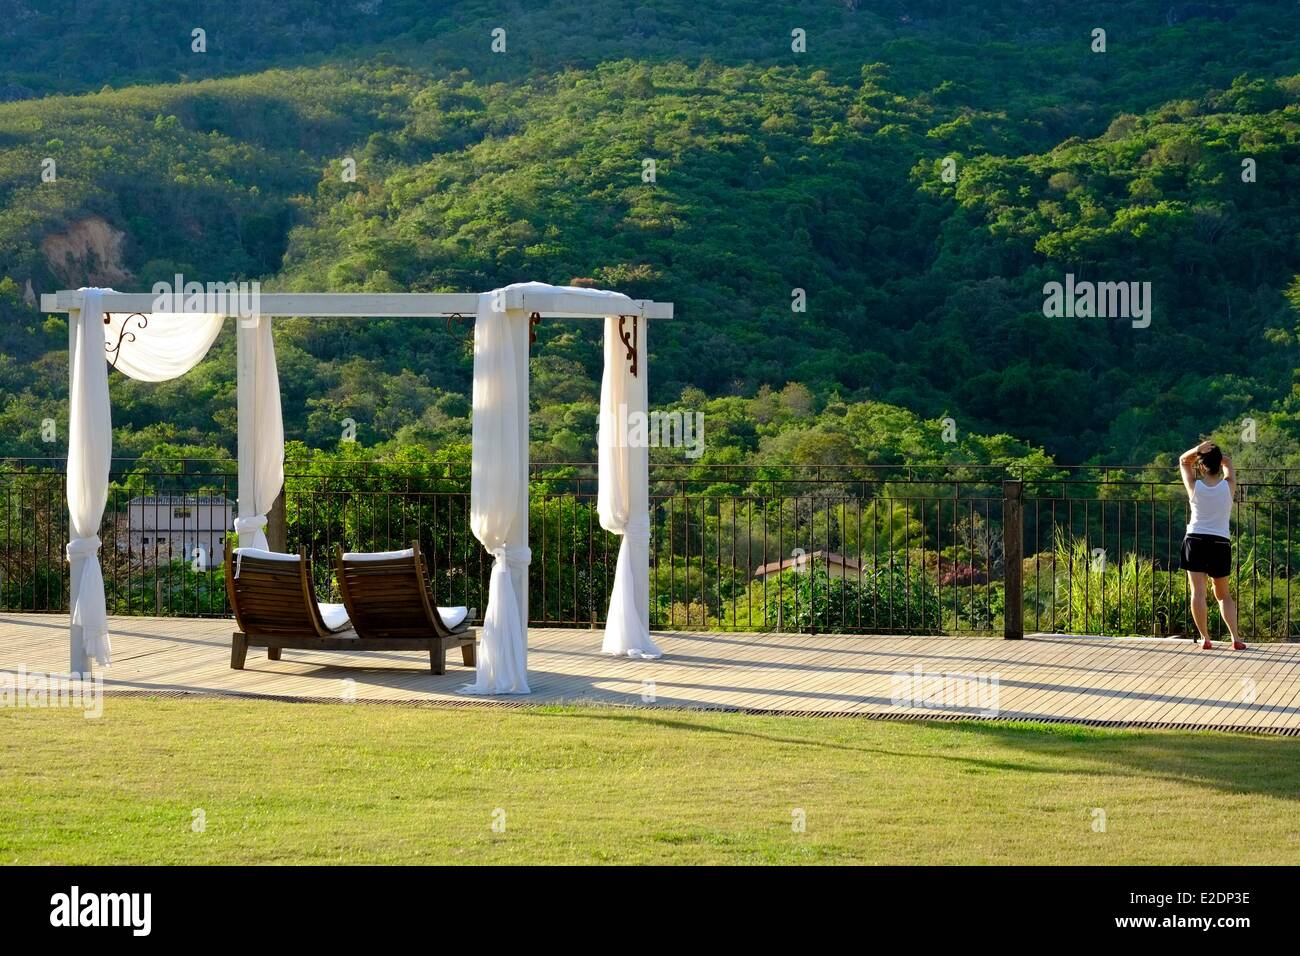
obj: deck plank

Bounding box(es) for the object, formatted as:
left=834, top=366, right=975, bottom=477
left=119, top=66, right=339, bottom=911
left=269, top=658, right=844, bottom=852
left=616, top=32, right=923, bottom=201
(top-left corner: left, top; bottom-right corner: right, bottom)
left=1, top=614, right=1297, bottom=732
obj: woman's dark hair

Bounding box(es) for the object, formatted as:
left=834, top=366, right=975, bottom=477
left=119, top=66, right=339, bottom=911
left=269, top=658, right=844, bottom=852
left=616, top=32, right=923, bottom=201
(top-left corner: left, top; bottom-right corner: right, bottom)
left=1197, top=443, right=1223, bottom=476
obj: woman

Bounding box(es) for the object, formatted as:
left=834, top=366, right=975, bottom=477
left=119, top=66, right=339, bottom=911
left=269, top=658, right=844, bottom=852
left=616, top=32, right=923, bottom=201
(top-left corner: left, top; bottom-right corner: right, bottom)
left=1178, top=440, right=1245, bottom=650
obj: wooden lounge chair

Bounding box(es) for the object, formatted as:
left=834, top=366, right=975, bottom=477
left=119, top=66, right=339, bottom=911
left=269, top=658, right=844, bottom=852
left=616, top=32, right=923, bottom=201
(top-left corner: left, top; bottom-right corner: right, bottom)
left=224, top=542, right=354, bottom=669
left=334, top=543, right=476, bottom=675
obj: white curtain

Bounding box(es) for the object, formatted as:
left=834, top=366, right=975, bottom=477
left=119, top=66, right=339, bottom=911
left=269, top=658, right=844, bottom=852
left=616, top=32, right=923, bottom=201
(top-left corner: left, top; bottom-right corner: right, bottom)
left=598, top=315, right=661, bottom=658
left=460, top=289, right=531, bottom=695
left=106, top=310, right=224, bottom=381
left=66, top=293, right=230, bottom=669
left=234, top=316, right=283, bottom=551
left=67, top=289, right=113, bottom=667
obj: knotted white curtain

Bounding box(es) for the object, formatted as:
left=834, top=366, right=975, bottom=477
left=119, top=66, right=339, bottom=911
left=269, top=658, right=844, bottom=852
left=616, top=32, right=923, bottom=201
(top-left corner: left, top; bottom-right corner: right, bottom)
left=67, top=290, right=113, bottom=667
left=234, top=316, right=283, bottom=551
left=598, top=315, right=661, bottom=658
left=460, top=289, right=531, bottom=695
left=66, top=290, right=227, bottom=668
left=457, top=282, right=660, bottom=691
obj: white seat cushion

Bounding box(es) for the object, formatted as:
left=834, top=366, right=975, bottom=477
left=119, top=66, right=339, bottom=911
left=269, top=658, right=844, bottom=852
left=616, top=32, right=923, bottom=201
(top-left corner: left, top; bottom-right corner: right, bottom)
left=438, top=606, right=469, bottom=629
left=232, top=547, right=301, bottom=561
left=341, top=548, right=415, bottom=561
left=318, top=602, right=352, bottom=633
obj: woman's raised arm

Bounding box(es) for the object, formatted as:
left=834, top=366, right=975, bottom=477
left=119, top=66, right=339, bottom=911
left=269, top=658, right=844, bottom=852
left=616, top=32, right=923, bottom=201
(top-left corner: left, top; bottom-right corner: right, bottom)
left=1179, top=441, right=1210, bottom=496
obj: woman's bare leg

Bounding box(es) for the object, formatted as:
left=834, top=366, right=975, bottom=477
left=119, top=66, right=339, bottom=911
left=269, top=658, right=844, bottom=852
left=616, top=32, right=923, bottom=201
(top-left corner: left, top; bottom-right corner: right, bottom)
left=1212, top=576, right=1243, bottom=644
left=1188, top=571, right=1210, bottom=641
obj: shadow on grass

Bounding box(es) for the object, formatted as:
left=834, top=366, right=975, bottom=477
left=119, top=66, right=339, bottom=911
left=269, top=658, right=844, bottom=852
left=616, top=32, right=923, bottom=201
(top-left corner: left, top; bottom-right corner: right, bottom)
left=535, top=708, right=1300, bottom=801
left=532, top=708, right=1086, bottom=777
left=943, top=719, right=1300, bottom=802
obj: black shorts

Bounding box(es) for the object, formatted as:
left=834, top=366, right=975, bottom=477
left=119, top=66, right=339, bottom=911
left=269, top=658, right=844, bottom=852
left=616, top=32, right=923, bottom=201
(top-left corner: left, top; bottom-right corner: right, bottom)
left=1181, top=534, right=1232, bottom=578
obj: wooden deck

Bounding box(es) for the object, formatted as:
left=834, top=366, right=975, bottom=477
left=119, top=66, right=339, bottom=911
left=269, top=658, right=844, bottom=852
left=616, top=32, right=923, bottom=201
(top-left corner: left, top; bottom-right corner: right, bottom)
left=4, top=613, right=1300, bottom=733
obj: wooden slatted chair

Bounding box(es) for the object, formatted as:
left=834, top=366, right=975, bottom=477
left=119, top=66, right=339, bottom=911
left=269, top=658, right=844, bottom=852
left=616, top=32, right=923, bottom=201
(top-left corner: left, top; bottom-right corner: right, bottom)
left=224, top=541, right=353, bottom=669
left=334, top=543, right=476, bottom=675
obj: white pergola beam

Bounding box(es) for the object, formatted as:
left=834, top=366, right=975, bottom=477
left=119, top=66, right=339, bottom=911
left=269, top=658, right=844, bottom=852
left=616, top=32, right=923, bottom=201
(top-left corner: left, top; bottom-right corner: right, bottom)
left=41, top=291, right=673, bottom=319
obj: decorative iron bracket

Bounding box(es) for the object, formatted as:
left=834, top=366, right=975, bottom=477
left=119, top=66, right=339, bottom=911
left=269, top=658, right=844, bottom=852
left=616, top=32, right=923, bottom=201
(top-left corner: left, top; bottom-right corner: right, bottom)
left=104, top=312, right=148, bottom=370
left=448, top=310, right=544, bottom=347
left=617, top=314, right=638, bottom=377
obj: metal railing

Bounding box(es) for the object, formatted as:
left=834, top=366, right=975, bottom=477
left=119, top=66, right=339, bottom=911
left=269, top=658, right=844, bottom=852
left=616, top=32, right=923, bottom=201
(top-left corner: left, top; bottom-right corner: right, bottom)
left=2, top=459, right=1297, bottom=640
left=1021, top=475, right=1300, bottom=641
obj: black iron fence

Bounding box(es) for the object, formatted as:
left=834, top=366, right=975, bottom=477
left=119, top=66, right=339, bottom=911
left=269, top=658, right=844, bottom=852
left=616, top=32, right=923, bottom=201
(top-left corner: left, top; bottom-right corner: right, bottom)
left=1021, top=475, right=1300, bottom=641
left=2, top=459, right=1298, bottom=640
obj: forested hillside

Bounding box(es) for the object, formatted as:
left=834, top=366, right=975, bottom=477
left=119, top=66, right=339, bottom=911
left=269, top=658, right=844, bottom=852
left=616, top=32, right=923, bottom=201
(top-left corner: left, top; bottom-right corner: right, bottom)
left=2, top=0, right=1299, bottom=472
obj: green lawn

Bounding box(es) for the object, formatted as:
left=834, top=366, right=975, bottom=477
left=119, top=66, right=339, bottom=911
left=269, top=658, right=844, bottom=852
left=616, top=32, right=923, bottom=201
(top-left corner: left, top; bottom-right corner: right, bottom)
left=3, top=699, right=1298, bottom=864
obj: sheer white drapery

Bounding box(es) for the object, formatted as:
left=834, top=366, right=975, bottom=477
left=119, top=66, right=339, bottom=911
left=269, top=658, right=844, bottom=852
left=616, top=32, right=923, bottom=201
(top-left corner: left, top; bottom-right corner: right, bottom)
left=598, top=314, right=660, bottom=658
left=105, top=305, right=282, bottom=551
left=66, top=292, right=227, bottom=668
left=66, top=289, right=114, bottom=667
left=458, top=281, right=659, bottom=691
left=460, top=288, right=532, bottom=695
left=105, top=310, right=224, bottom=381
left=235, top=315, right=283, bottom=551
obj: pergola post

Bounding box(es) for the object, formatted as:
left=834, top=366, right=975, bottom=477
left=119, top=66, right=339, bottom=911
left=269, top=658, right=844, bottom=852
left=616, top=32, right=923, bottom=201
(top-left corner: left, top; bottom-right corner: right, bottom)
left=630, top=322, right=651, bottom=639
left=67, top=305, right=90, bottom=674
left=267, top=489, right=287, bottom=552
left=235, top=316, right=255, bottom=545
left=511, top=309, right=530, bottom=634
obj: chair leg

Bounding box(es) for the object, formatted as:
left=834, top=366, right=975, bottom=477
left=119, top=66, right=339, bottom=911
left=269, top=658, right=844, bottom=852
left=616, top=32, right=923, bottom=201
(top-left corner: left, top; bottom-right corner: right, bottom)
left=430, top=642, right=447, bottom=675
left=461, top=641, right=476, bottom=667
left=231, top=633, right=248, bottom=670
left=268, top=647, right=282, bottom=661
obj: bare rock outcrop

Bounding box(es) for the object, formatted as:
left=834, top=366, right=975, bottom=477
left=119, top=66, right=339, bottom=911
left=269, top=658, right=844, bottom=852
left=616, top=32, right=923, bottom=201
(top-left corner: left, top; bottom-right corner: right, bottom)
left=40, top=215, right=132, bottom=286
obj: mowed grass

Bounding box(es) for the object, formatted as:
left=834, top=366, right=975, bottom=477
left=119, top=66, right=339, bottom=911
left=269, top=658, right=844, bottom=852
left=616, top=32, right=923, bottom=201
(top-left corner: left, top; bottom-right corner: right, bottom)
left=3, top=699, right=1299, bottom=864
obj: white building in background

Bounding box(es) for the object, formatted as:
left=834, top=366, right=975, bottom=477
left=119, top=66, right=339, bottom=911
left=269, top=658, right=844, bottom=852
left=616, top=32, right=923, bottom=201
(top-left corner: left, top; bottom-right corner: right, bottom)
left=122, top=496, right=233, bottom=569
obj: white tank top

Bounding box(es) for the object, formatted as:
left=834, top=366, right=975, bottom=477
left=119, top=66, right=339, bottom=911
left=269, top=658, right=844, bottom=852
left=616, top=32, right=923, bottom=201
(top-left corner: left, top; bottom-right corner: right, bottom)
left=1187, top=479, right=1232, bottom=538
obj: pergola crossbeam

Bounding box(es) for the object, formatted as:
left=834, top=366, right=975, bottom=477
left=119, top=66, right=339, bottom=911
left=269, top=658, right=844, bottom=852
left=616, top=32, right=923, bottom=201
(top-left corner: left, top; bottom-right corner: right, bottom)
left=41, top=291, right=673, bottom=319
